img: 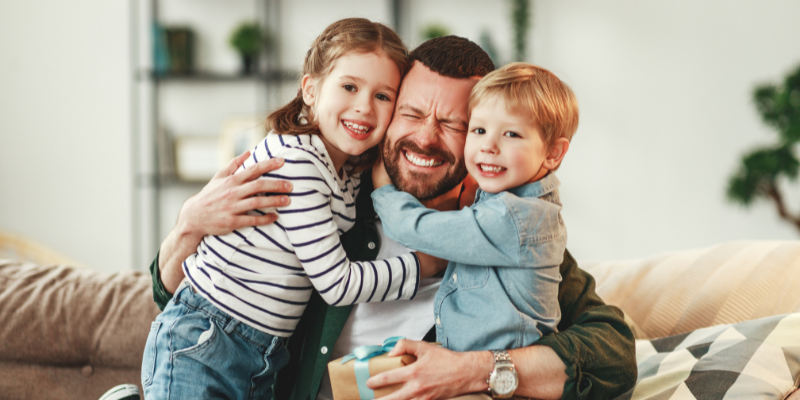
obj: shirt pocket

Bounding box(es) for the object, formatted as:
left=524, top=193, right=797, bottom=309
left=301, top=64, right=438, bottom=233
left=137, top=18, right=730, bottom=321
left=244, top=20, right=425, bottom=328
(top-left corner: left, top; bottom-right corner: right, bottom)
left=455, top=264, right=489, bottom=290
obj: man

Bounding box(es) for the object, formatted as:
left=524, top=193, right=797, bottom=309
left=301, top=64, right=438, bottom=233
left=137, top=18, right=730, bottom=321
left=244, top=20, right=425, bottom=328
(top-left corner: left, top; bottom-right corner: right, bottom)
left=150, top=36, right=636, bottom=400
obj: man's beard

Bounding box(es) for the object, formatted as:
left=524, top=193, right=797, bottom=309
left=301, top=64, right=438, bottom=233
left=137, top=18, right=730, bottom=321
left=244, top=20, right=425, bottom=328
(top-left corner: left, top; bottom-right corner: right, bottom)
left=382, top=137, right=468, bottom=201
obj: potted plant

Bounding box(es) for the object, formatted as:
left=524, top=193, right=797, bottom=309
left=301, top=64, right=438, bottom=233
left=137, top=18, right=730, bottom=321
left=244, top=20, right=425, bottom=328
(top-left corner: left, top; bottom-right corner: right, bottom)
left=229, top=22, right=265, bottom=74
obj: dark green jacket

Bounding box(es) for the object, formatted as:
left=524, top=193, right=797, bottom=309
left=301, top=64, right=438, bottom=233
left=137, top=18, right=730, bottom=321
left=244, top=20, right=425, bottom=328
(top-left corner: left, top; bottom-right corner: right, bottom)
left=150, top=173, right=636, bottom=400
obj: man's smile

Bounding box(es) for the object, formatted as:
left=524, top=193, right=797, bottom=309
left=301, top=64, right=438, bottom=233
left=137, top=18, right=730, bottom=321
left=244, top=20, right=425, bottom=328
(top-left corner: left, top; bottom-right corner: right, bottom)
left=403, top=150, right=445, bottom=168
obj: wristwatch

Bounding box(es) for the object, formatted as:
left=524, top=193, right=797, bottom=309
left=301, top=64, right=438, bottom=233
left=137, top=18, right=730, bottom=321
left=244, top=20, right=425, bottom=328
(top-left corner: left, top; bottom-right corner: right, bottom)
left=488, top=350, right=518, bottom=398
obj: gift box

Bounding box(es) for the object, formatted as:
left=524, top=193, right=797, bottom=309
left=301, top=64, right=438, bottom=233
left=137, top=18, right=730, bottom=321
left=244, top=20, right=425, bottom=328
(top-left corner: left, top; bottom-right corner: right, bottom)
left=328, top=337, right=417, bottom=400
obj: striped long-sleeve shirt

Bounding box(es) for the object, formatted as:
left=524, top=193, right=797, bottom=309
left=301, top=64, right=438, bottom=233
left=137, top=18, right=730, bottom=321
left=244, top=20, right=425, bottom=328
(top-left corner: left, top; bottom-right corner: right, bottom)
left=183, top=132, right=420, bottom=337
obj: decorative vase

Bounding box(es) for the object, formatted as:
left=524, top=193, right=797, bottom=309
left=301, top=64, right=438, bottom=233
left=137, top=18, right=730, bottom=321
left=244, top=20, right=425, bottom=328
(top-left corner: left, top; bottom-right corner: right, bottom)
left=241, top=54, right=256, bottom=75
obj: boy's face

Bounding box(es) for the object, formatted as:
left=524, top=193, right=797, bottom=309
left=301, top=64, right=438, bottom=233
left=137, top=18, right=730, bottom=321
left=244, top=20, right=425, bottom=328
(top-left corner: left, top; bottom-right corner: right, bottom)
left=464, top=96, right=549, bottom=193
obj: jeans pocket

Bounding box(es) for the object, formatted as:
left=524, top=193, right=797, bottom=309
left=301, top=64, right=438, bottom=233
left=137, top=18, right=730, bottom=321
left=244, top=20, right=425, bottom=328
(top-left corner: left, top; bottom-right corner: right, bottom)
left=172, top=316, right=218, bottom=359
left=141, top=321, right=161, bottom=387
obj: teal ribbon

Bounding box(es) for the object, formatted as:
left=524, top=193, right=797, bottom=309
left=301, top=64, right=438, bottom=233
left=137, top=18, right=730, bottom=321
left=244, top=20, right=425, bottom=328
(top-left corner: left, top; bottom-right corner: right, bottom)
left=340, top=336, right=404, bottom=400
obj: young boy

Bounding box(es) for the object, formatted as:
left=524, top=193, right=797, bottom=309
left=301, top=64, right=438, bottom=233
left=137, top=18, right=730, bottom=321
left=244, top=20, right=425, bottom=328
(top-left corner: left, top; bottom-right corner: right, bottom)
left=371, top=61, right=578, bottom=360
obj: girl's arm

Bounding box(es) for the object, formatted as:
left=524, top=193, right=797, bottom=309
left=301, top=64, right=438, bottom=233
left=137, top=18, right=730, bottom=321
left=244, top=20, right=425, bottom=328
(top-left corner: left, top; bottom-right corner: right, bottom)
left=371, top=185, right=564, bottom=268
left=268, top=150, right=421, bottom=307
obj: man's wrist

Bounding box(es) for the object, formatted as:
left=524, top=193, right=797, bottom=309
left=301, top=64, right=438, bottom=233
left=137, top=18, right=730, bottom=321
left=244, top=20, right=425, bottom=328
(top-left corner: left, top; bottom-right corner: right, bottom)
left=468, top=350, right=494, bottom=394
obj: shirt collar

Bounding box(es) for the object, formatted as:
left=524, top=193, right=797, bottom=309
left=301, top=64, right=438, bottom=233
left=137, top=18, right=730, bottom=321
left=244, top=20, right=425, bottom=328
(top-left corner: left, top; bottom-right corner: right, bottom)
left=476, top=173, right=560, bottom=202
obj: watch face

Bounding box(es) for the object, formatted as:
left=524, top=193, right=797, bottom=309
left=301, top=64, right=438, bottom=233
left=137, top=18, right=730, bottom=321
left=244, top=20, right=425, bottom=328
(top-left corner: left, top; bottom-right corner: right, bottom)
left=493, top=369, right=518, bottom=395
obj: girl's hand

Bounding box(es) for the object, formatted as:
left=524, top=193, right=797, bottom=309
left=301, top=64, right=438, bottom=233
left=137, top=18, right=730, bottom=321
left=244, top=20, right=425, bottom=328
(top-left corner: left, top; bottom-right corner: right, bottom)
left=416, top=251, right=448, bottom=278
left=372, top=159, right=392, bottom=189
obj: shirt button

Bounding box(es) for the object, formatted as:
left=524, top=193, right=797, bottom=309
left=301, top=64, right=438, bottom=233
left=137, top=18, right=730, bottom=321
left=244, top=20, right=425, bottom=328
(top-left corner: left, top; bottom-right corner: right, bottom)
left=367, top=242, right=376, bottom=250
left=436, top=316, right=441, bottom=325
left=453, top=273, right=457, bottom=282
left=321, top=346, right=328, bottom=354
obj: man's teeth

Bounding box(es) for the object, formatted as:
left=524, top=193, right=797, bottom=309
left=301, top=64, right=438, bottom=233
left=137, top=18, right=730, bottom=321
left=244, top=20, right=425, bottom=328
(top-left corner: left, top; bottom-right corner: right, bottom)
left=480, top=164, right=505, bottom=173
left=343, top=121, right=371, bottom=134
left=405, top=152, right=443, bottom=167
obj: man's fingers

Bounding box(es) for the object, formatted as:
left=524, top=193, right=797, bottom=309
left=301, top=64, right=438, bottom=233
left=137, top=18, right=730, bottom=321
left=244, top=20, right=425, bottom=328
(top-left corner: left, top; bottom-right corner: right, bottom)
left=233, top=195, right=290, bottom=214
left=367, top=363, right=414, bottom=390
left=215, top=151, right=251, bottom=179
left=236, top=157, right=285, bottom=184
left=387, top=339, right=418, bottom=357
left=239, top=177, right=292, bottom=198
left=234, top=214, right=278, bottom=229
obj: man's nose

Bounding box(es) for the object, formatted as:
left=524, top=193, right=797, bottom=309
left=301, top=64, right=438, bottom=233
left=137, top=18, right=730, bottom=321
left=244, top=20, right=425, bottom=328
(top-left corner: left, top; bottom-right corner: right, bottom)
left=417, top=118, right=442, bottom=147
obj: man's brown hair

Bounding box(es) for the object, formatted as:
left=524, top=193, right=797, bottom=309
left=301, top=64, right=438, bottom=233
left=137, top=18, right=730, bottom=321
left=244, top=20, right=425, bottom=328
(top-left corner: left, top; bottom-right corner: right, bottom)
left=410, top=35, right=495, bottom=79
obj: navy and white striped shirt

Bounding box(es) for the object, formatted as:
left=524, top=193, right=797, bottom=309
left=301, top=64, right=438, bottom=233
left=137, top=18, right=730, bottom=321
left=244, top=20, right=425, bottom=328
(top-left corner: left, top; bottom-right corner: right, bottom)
left=183, top=132, right=420, bottom=337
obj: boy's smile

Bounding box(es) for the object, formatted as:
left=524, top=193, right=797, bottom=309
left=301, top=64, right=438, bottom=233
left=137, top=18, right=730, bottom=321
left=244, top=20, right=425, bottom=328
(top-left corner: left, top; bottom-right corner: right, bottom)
left=465, top=96, right=549, bottom=194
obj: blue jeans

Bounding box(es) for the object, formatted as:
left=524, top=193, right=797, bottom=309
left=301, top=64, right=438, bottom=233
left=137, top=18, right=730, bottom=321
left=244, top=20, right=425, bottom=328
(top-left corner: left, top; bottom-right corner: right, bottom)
left=142, top=283, right=289, bottom=400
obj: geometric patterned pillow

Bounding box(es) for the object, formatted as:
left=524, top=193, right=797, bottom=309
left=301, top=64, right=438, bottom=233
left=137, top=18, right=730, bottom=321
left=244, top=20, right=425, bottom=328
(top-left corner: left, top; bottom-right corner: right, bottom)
left=614, top=313, right=800, bottom=400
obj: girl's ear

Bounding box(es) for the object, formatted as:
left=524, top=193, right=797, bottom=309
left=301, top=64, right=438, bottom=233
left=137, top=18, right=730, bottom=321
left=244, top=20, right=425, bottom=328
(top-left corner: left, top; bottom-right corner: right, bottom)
left=542, top=138, right=570, bottom=170
left=301, top=74, right=316, bottom=106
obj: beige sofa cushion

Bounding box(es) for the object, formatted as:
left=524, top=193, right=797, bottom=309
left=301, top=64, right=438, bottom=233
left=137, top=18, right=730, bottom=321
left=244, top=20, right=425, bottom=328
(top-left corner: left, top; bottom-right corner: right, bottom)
left=0, top=260, right=160, bottom=367
left=582, top=241, right=800, bottom=339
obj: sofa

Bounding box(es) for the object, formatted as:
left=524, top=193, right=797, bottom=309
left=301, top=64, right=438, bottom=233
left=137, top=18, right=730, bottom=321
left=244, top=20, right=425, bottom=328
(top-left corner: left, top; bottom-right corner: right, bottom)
left=1, top=240, right=799, bottom=400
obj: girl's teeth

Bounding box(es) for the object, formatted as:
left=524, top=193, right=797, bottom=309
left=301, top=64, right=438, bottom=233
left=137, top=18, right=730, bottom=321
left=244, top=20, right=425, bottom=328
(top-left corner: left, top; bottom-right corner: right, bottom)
left=344, top=121, right=370, bottom=133
left=405, top=152, right=443, bottom=167
left=480, top=164, right=504, bottom=173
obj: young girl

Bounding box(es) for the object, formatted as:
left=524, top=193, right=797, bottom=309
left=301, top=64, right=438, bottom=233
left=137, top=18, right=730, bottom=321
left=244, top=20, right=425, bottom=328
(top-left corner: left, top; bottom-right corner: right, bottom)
left=142, top=18, right=436, bottom=400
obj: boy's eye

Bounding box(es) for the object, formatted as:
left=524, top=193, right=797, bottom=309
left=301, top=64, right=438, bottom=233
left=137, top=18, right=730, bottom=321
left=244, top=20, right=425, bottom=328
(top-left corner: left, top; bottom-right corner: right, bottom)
left=343, top=84, right=357, bottom=92
left=471, top=127, right=486, bottom=135
left=504, top=131, right=520, bottom=138
left=376, top=93, right=390, bottom=101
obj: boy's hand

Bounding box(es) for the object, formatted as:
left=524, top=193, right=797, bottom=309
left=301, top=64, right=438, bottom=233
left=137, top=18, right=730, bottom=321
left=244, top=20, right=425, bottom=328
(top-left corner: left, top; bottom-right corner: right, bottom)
left=416, top=251, right=448, bottom=278
left=372, top=159, right=392, bottom=189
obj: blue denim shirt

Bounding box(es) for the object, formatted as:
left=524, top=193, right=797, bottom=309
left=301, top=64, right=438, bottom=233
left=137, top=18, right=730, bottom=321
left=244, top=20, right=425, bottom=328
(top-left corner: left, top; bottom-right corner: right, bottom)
left=371, top=173, right=565, bottom=351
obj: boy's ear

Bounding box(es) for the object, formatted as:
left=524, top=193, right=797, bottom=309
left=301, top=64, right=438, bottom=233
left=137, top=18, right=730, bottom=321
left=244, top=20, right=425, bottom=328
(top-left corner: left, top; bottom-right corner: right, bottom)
left=542, top=138, right=570, bottom=170
left=301, top=74, right=316, bottom=106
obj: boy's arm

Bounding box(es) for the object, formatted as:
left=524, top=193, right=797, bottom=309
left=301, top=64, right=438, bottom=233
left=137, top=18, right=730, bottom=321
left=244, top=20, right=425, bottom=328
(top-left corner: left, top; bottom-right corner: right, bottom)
left=372, top=185, right=563, bottom=268
left=366, top=250, right=637, bottom=400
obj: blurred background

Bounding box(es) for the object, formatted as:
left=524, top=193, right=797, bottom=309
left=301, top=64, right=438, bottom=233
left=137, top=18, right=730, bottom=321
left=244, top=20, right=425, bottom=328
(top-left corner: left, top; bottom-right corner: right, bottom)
left=2, top=0, right=800, bottom=273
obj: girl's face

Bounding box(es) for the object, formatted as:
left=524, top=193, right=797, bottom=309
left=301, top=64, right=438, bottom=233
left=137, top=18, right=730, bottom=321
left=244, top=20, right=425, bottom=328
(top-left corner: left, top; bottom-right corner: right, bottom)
left=302, top=51, right=402, bottom=170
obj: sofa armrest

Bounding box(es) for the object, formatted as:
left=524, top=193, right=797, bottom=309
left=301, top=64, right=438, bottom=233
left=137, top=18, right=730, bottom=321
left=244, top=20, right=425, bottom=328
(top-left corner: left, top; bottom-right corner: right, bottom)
left=581, top=241, right=800, bottom=339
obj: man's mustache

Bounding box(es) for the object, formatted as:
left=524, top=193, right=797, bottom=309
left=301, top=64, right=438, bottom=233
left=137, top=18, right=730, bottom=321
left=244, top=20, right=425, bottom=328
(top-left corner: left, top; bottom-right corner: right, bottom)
left=390, top=137, right=456, bottom=165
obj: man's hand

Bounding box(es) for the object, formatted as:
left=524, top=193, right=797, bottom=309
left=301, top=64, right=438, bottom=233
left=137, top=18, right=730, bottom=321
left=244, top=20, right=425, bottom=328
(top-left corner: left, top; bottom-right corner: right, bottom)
left=372, top=159, right=392, bottom=189
left=416, top=252, right=448, bottom=278
left=158, top=151, right=292, bottom=293
left=366, top=340, right=492, bottom=400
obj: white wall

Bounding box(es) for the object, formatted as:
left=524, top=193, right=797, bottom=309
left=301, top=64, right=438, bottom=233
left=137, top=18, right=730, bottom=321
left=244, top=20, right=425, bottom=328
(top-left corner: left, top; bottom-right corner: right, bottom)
left=2, top=1, right=799, bottom=273
left=0, top=1, right=132, bottom=272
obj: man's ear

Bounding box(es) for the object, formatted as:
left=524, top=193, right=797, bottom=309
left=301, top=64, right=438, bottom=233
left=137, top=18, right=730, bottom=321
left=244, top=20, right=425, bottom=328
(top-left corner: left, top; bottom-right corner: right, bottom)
left=301, top=74, right=316, bottom=106
left=542, top=138, right=570, bottom=170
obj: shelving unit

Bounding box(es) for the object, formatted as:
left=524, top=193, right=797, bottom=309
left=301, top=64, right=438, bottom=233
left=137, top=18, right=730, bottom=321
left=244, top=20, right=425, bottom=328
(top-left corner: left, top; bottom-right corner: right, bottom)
left=131, top=0, right=298, bottom=269
left=130, top=0, right=409, bottom=269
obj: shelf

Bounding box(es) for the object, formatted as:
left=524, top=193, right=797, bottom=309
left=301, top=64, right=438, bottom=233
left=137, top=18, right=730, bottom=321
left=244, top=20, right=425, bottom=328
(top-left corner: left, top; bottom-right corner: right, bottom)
left=137, top=70, right=299, bottom=83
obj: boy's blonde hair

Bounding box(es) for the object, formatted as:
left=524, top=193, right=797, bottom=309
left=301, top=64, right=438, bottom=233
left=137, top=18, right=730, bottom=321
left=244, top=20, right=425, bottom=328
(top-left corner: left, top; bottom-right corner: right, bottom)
left=468, top=62, right=579, bottom=148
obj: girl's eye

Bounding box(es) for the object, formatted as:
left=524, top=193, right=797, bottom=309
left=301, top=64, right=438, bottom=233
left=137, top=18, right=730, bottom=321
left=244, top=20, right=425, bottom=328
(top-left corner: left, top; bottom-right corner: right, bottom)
left=471, top=127, right=486, bottom=135
left=343, top=84, right=357, bottom=92
left=376, top=93, right=390, bottom=101
left=504, top=131, right=520, bottom=138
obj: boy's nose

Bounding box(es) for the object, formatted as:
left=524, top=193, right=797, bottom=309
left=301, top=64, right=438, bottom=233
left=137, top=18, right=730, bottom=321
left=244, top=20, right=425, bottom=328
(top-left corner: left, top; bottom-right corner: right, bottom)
left=480, top=137, right=499, bottom=154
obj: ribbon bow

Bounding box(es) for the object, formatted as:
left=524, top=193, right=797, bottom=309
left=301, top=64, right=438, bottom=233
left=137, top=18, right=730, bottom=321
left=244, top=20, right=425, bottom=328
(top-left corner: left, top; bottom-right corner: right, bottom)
left=340, top=336, right=404, bottom=400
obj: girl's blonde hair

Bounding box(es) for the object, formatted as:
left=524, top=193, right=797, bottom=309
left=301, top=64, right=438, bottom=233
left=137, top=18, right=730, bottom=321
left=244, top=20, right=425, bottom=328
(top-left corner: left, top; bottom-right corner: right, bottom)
left=468, top=62, right=579, bottom=148
left=267, top=18, right=410, bottom=172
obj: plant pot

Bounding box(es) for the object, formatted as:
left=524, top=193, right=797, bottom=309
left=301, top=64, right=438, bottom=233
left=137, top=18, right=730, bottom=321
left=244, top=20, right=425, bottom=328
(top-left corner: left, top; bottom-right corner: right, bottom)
left=241, top=54, right=257, bottom=75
